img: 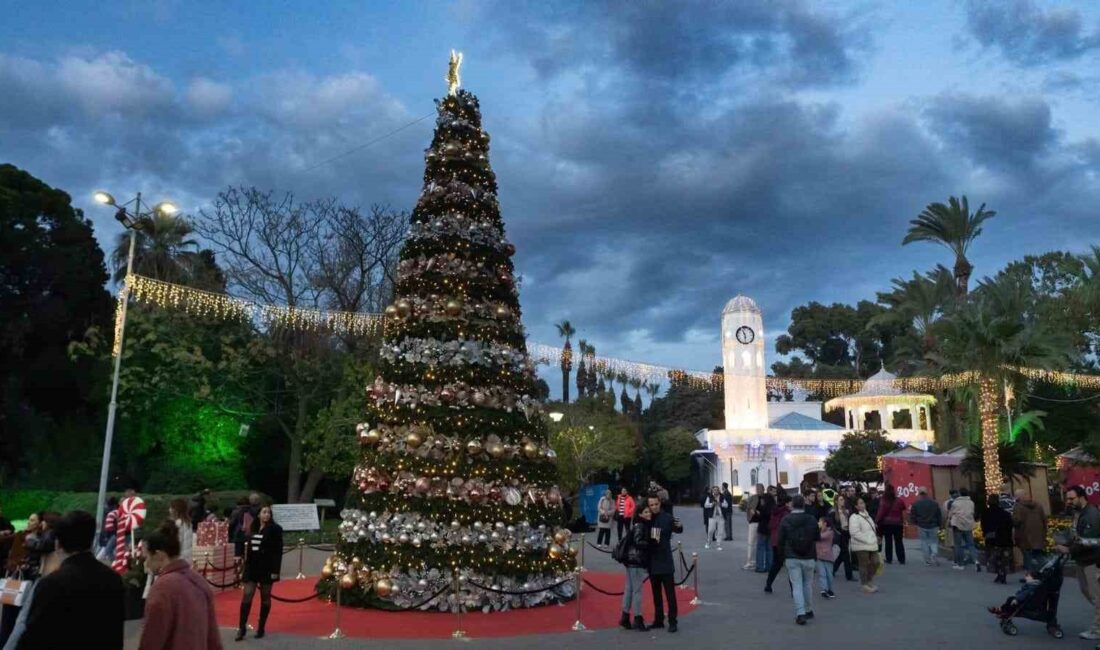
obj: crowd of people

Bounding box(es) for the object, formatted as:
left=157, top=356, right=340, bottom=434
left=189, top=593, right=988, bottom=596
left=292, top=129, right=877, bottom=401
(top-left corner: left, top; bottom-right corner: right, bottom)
left=0, top=488, right=283, bottom=649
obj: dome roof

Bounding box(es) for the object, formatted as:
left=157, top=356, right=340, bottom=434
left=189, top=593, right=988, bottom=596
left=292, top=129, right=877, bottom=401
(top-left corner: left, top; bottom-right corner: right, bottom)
left=722, top=295, right=761, bottom=315
left=856, top=367, right=902, bottom=396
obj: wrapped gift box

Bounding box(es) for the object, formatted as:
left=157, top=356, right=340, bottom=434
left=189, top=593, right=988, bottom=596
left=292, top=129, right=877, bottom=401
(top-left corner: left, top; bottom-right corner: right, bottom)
left=196, top=520, right=229, bottom=548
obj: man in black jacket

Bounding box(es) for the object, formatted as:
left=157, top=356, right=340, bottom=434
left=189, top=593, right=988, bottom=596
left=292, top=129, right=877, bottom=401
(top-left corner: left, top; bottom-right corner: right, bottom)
left=720, top=483, right=735, bottom=541
left=16, top=510, right=124, bottom=649
left=645, top=494, right=683, bottom=633
left=777, top=495, right=820, bottom=625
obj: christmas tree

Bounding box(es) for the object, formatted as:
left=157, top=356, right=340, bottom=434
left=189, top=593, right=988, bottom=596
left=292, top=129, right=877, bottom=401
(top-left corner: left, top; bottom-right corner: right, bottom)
left=326, top=53, right=575, bottom=611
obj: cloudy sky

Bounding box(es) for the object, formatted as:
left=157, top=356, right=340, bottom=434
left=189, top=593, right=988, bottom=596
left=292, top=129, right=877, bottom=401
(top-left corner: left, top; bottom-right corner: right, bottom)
left=3, top=1, right=1099, bottom=394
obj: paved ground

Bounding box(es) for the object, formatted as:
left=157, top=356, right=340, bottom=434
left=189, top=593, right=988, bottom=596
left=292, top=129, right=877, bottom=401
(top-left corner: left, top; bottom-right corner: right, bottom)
left=124, top=508, right=1097, bottom=648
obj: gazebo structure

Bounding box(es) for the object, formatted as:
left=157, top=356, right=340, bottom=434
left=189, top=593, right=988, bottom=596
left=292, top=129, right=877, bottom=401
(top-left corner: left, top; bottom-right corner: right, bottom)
left=824, top=367, right=937, bottom=448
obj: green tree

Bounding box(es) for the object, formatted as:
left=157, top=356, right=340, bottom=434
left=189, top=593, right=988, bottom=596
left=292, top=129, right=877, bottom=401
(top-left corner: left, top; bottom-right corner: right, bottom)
left=824, top=431, right=898, bottom=482
left=647, top=427, right=699, bottom=485
left=574, top=338, right=588, bottom=400
left=0, top=164, right=113, bottom=485
left=556, top=320, right=575, bottom=403
left=959, top=442, right=1034, bottom=495
left=548, top=399, right=639, bottom=497
left=933, top=273, right=1075, bottom=492
left=775, top=300, right=894, bottom=378
left=109, top=212, right=222, bottom=289
left=902, top=195, right=996, bottom=297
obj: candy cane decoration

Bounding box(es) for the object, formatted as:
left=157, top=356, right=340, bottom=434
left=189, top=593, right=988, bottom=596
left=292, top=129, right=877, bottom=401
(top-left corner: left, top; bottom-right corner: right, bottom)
left=112, top=496, right=146, bottom=573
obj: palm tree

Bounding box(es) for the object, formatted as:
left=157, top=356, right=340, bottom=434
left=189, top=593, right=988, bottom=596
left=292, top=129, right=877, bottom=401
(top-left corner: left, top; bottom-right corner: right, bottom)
left=110, top=212, right=202, bottom=285
left=630, top=378, right=643, bottom=418
left=616, top=371, right=630, bottom=413
left=555, top=320, right=576, bottom=403
left=644, top=381, right=661, bottom=403
left=902, top=196, right=996, bottom=297
left=575, top=338, right=588, bottom=400
left=933, top=273, right=1074, bottom=493
left=584, top=344, right=599, bottom=395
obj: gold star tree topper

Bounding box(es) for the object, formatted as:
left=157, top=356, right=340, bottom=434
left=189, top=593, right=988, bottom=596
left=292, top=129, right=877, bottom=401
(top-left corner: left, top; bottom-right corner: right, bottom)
left=446, top=49, right=463, bottom=96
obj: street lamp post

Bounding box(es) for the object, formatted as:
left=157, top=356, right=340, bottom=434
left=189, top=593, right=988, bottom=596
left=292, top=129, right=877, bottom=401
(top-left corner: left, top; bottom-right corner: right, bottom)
left=92, top=191, right=177, bottom=536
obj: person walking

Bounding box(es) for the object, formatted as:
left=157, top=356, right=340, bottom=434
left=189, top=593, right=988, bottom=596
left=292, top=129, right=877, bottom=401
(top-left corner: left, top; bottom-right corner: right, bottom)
left=168, top=499, right=194, bottom=564
left=764, top=492, right=792, bottom=593
left=14, top=511, right=124, bottom=649
left=701, top=486, right=721, bottom=549
left=596, top=489, right=615, bottom=549
left=645, top=494, right=682, bottom=633
left=228, top=497, right=252, bottom=559
left=949, top=488, right=978, bottom=571
left=754, top=488, right=775, bottom=574
left=875, top=485, right=906, bottom=565
left=981, top=493, right=1013, bottom=584
left=1012, top=488, right=1047, bottom=573
left=720, top=483, right=735, bottom=542
left=744, top=484, right=763, bottom=569
left=615, top=488, right=636, bottom=543
left=831, top=494, right=855, bottom=581
left=1053, top=485, right=1100, bottom=640
left=909, top=488, right=943, bottom=566
left=815, top=513, right=837, bottom=600
left=189, top=489, right=212, bottom=533
left=139, top=521, right=223, bottom=650
left=235, top=506, right=283, bottom=642
left=777, top=495, right=819, bottom=624
left=618, top=506, right=652, bottom=632
left=849, top=497, right=881, bottom=594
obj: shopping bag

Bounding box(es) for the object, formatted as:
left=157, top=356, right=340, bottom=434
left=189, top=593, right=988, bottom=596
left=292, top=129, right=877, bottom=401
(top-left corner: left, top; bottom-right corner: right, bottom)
left=0, top=578, right=28, bottom=607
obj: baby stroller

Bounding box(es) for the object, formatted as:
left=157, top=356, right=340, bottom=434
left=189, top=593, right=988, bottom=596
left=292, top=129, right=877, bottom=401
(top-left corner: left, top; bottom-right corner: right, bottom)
left=988, top=551, right=1066, bottom=639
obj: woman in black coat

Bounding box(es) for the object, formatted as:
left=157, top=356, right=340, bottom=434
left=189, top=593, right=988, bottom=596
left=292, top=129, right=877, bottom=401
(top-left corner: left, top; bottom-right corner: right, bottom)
left=981, top=493, right=1014, bottom=584
left=236, top=506, right=283, bottom=641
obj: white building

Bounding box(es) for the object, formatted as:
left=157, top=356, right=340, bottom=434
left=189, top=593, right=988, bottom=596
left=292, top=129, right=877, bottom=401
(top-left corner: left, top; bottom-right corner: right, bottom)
left=695, top=295, right=935, bottom=494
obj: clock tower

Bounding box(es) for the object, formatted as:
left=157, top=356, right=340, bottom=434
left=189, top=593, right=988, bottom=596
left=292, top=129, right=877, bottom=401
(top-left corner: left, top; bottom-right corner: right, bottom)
left=721, top=295, right=768, bottom=431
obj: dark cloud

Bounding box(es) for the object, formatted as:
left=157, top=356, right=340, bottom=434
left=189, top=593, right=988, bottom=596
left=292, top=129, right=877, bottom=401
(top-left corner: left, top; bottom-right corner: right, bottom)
left=966, top=0, right=1100, bottom=66
left=486, top=0, right=867, bottom=91
left=923, top=94, right=1057, bottom=176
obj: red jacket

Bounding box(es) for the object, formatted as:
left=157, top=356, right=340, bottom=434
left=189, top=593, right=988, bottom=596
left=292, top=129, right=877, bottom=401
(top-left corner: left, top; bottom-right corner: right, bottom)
left=139, top=558, right=223, bottom=650
left=768, top=504, right=791, bottom=547
left=616, top=494, right=636, bottom=520
left=876, top=497, right=906, bottom=527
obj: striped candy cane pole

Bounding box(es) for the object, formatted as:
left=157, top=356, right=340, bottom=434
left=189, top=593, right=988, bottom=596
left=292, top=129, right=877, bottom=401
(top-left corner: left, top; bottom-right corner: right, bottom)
left=112, top=497, right=146, bottom=573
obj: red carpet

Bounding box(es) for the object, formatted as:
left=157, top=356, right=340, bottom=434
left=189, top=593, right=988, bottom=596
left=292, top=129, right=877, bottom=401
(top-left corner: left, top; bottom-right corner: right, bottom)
left=213, top=572, right=697, bottom=638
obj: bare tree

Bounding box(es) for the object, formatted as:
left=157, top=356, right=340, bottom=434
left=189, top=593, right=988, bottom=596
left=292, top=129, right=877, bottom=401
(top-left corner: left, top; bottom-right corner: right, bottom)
left=195, top=186, right=406, bottom=502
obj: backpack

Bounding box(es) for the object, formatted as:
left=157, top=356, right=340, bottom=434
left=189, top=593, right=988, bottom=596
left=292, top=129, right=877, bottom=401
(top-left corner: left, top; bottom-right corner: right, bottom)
left=787, top=515, right=815, bottom=557
left=612, top=532, right=632, bottom=564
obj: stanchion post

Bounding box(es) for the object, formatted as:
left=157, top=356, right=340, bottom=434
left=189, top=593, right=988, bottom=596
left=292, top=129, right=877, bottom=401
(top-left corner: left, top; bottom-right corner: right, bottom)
left=571, top=571, right=586, bottom=631
left=689, top=552, right=701, bottom=605
left=452, top=575, right=467, bottom=640
left=578, top=533, right=587, bottom=572
left=296, top=538, right=306, bottom=579
left=325, top=577, right=345, bottom=639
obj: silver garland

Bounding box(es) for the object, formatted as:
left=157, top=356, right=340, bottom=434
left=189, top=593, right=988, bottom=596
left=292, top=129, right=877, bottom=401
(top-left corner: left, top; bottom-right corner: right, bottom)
left=380, top=337, right=532, bottom=373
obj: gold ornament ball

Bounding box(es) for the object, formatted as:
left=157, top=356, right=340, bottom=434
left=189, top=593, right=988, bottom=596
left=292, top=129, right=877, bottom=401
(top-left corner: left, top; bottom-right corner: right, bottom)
left=548, top=544, right=563, bottom=559
left=321, top=563, right=334, bottom=579
left=568, top=545, right=579, bottom=557
left=553, top=530, right=568, bottom=545
left=445, top=300, right=462, bottom=317
left=466, top=439, right=483, bottom=455
left=522, top=441, right=539, bottom=458
left=395, top=299, right=412, bottom=318
left=384, top=305, right=399, bottom=319
left=340, top=573, right=357, bottom=589
left=374, top=578, right=393, bottom=598
left=363, top=429, right=381, bottom=445
left=494, top=305, right=510, bottom=318
left=405, top=431, right=423, bottom=449
left=486, top=442, right=504, bottom=458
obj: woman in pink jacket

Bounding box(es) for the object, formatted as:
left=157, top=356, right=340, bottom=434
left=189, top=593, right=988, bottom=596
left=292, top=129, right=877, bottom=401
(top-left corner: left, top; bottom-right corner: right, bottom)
left=139, top=521, right=223, bottom=650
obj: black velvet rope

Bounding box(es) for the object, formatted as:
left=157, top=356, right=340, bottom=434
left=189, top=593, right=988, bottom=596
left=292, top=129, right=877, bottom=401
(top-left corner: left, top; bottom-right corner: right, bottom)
left=270, top=590, right=321, bottom=603
left=464, top=575, right=574, bottom=596
left=679, top=551, right=690, bottom=572
left=389, top=583, right=452, bottom=610
left=202, top=559, right=240, bottom=572
left=203, top=575, right=242, bottom=589
left=581, top=575, right=649, bottom=596
left=675, top=563, right=695, bottom=586
left=308, top=544, right=337, bottom=552
left=586, top=541, right=612, bottom=553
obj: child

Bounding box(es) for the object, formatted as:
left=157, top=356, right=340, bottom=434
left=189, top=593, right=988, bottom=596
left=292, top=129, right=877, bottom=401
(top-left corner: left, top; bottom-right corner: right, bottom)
left=816, top=515, right=837, bottom=599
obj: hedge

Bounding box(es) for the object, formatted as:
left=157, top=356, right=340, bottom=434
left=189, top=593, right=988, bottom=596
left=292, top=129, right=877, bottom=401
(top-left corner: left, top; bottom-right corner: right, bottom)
left=0, top=489, right=267, bottom=526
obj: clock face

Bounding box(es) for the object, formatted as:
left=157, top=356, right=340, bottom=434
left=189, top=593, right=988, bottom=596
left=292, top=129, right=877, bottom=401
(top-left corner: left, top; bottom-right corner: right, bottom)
left=735, top=326, right=755, bottom=344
